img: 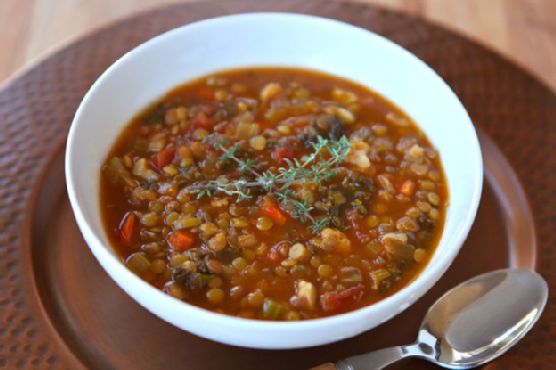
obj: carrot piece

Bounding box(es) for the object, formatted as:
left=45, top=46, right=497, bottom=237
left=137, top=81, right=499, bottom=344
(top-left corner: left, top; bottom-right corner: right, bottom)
left=119, top=212, right=138, bottom=247
left=168, top=230, right=195, bottom=252
left=261, top=199, right=288, bottom=225
left=152, top=146, right=175, bottom=170
left=197, top=86, right=214, bottom=100
left=321, top=284, right=365, bottom=312
left=400, top=180, right=416, bottom=197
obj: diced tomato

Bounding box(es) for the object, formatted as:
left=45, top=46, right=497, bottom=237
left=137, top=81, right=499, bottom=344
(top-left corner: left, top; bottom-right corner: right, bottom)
left=197, top=86, right=214, bottom=100
left=272, top=147, right=293, bottom=164
left=152, top=146, right=175, bottom=170
left=267, top=248, right=282, bottom=264
left=261, top=199, right=288, bottom=225
left=119, top=212, right=138, bottom=247
left=346, top=209, right=363, bottom=231
left=213, top=120, right=229, bottom=134
left=346, top=209, right=372, bottom=243
left=168, top=230, right=195, bottom=252
left=321, top=285, right=365, bottom=312
left=400, top=180, right=416, bottom=197
left=191, top=115, right=214, bottom=128
left=355, top=231, right=371, bottom=244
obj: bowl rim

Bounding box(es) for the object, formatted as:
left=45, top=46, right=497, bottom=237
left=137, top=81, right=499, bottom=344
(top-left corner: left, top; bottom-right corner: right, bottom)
left=65, top=12, right=483, bottom=336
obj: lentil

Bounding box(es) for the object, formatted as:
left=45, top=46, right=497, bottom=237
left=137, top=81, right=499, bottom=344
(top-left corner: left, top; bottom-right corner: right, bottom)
left=101, top=67, right=447, bottom=320
left=206, top=288, right=225, bottom=305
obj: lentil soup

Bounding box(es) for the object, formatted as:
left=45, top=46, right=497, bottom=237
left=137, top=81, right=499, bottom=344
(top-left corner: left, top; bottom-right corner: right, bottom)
left=100, top=67, right=447, bottom=321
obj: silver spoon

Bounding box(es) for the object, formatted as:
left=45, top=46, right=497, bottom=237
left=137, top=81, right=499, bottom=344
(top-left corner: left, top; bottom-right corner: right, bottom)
left=312, top=268, right=548, bottom=370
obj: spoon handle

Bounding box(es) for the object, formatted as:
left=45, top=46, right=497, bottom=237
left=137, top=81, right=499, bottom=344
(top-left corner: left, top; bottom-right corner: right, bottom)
left=337, top=346, right=403, bottom=370
left=335, top=344, right=416, bottom=370
left=307, top=347, right=404, bottom=370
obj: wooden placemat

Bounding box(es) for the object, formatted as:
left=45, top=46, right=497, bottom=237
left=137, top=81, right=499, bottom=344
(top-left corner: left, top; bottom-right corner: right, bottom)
left=0, top=1, right=554, bottom=369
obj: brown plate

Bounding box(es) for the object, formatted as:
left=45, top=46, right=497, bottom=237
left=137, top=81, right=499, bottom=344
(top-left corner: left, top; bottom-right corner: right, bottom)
left=1, top=1, right=555, bottom=369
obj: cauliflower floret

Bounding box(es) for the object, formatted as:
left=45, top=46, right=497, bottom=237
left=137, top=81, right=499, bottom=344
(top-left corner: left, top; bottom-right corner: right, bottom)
left=132, top=158, right=158, bottom=181
left=293, top=280, right=317, bottom=310
left=345, top=141, right=370, bottom=169
left=315, top=228, right=352, bottom=254
left=289, top=243, right=309, bottom=262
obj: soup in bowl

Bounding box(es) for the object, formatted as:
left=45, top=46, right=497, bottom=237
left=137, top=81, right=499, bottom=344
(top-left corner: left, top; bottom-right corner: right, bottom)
left=66, top=13, right=482, bottom=348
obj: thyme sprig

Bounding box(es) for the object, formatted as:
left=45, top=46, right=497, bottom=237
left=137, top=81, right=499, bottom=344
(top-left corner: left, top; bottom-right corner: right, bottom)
left=188, top=135, right=351, bottom=233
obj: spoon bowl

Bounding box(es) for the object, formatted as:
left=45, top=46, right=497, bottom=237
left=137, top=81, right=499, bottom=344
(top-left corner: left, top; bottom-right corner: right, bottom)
left=318, top=268, right=548, bottom=370
left=417, top=268, right=548, bottom=369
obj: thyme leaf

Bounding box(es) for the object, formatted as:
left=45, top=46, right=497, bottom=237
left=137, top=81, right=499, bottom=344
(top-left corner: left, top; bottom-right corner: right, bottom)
left=188, top=135, right=351, bottom=233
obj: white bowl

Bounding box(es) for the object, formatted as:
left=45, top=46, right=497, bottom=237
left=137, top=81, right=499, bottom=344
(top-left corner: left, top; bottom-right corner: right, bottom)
left=66, top=13, right=483, bottom=349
